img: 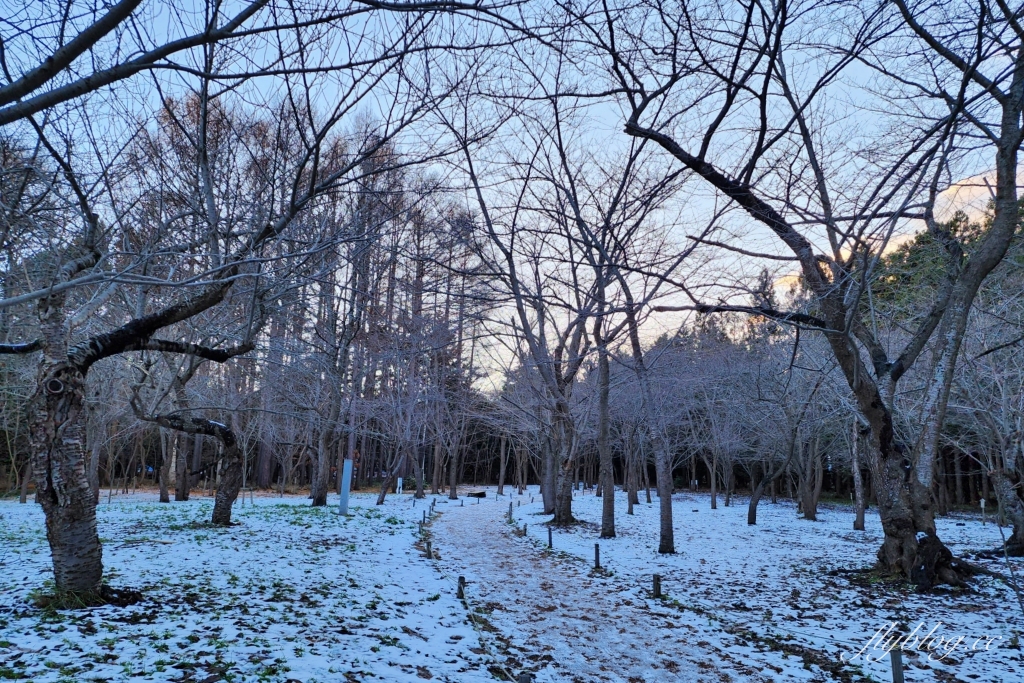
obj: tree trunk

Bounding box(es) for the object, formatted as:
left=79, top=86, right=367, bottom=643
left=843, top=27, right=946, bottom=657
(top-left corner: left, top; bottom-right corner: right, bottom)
left=412, top=446, right=426, bottom=499
left=708, top=455, right=718, bottom=510
left=653, top=443, right=674, bottom=552
left=496, top=435, right=508, bottom=495
left=310, top=423, right=334, bottom=507
left=723, top=460, right=732, bottom=507
left=158, top=429, right=171, bottom=503
left=802, top=438, right=823, bottom=521
left=551, top=404, right=575, bottom=525
left=31, top=362, right=103, bottom=593
left=175, top=434, right=190, bottom=501
left=448, top=439, right=459, bottom=500
left=541, top=431, right=556, bottom=513
left=431, top=432, right=443, bottom=495
left=377, top=450, right=406, bottom=505
left=553, top=454, right=574, bottom=525
left=211, top=441, right=243, bottom=525
left=597, top=343, right=615, bottom=538
left=852, top=422, right=866, bottom=531
left=747, top=465, right=763, bottom=525
left=190, top=434, right=203, bottom=492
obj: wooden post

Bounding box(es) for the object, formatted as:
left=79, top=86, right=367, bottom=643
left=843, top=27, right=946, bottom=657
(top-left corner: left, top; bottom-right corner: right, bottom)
left=461, top=499, right=464, bottom=506
left=523, top=523, right=527, bottom=535
left=889, top=648, right=904, bottom=683
left=594, top=543, right=600, bottom=569
left=508, top=502, right=513, bottom=520
left=457, top=576, right=465, bottom=599
left=426, top=540, right=432, bottom=559
left=653, top=574, right=662, bottom=598
left=547, top=526, right=552, bottom=548
left=423, top=511, right=426, bottom=524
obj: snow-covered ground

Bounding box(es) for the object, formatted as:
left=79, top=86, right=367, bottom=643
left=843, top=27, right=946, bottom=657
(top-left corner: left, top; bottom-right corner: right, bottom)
left=0, top=491, right=494, bottom=683
left=2, top=487, right=1021, bottom=683
left=490, top=486, right=1022, bottom=682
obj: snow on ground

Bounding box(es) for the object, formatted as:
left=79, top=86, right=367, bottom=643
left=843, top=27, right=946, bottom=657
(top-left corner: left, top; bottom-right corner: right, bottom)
left=458, top=486, right=1019, bottom=683
left=2, top=488, right=1021, bottom=683
left=0, top=491, right=496, bottom=683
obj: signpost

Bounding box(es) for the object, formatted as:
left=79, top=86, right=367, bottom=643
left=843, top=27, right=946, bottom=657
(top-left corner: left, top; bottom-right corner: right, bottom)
left=338, top=458, right=353, bottom=516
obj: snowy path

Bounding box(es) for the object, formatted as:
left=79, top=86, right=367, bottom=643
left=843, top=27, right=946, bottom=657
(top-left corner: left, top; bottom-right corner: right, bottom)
left=432, top=488, right=1023, bottom=683
left=431, top=495, right=739, bottom=683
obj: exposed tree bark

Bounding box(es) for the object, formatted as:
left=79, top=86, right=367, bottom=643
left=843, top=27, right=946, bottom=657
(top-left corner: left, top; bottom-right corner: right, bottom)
left=31, top=361, right=102, bottom=593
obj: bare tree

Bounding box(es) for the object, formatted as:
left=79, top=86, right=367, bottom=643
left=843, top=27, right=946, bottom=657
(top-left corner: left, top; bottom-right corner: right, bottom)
left=568, top=0, right=1024, bottom=586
